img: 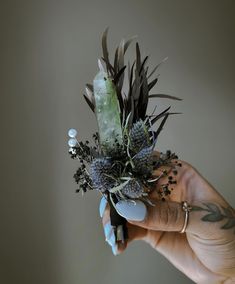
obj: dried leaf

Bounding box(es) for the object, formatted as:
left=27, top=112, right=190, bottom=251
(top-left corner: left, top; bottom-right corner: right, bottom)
left=86, top=83, right=93, bottom=92
left=83, top=94, right=95, bottom=112
left=149, top=94, right=182, bottom=101
left=101, top=57, right=115, bottom=76
left=113, top=66, right=126, bottom=84
left=147, top=57, right=168, bottom=79
left=154, top=113, right=169, bottom=138
left=139, top=56, right=149, bottom=75
left=150, top=106, right=171, bottom=125
left=136, top=42, right=141, bottom=71
left=148, top=78, right=158, bottom=91
left=102, top=28, right=110, bottom=73
left=117, top=39, right=125, bottom=89
left=124, top=35, right=137, bottom=53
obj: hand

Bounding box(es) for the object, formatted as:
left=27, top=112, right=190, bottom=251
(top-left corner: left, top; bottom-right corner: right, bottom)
left=99, top=157, right=235, bottom=283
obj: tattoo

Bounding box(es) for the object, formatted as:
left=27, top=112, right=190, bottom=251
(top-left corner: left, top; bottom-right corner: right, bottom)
left=192, top=203, right=235, bottom=234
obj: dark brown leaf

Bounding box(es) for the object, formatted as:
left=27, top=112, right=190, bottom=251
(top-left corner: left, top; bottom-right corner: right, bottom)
left=113, top=66, right=126, bottom=84
left=148, top=78, right=158, bottom=91
left=147, top=57, right=168, bottom=79
left=149, top=106, right=171, bottom=126
left=124, top=35, right=137, bottom=53
left=149, top=94, right=182, bottom=100
left=139, top=56, right=148, bottom=75
left=154, top=113, right=169, bottom=138
left=102, top=28, right=110, bottom=73
left=101, top=57, right=115, bottom=76
left=136, top=42, right=141, bottom=71
left=83, top=94, right=95, bottom=112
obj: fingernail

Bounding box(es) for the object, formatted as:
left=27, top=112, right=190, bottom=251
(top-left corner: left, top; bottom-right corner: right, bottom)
left=107, top=232, right=116, bottom=247
left=104, top=222, right=116, bottom=246
left=111, top=244, right=118, bottom=255
left=99, top=196, right=108, bottom=217
left=104, top=222, right=112, bottom=239
left=115, top=200, right=147, bottom=221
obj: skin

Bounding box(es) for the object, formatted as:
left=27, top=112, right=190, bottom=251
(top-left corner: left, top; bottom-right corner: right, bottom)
left=101, top=156, right=235, bottom=283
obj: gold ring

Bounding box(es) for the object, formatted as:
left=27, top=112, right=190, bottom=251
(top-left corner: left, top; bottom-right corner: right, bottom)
left=180, top=201, right=192, bottom=233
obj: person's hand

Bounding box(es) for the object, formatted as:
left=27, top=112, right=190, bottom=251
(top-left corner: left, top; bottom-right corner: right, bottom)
left=99, top=156, right=235, bottom=283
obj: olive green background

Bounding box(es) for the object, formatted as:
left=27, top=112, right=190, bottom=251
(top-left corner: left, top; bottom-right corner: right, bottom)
left=1, top=0, right=234, bottom=283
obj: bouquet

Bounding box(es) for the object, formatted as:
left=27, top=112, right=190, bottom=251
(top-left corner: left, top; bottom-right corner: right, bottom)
left=67, top=28, right=181, bottom=244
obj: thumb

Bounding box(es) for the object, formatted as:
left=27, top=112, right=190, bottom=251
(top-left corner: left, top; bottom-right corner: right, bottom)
left=116, top=199, right=186, bottom=232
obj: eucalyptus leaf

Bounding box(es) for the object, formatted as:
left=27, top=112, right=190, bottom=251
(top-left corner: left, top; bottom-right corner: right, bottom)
left=202, top=213, right=224, bottom=222
left=191, top=206, right=204, bottom=211
left=203, top=203, right=221, bottom=214
left=223, top=206, right=234, bottom=218
left=221, top=218, right=235, bottom=230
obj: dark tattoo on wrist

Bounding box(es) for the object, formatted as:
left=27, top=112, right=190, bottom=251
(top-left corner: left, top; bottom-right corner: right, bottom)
left=192, top=203, right=235, bottom=234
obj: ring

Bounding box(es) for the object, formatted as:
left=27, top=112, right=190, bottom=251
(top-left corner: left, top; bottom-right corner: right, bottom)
left=180, top=201, right=192, bottom=233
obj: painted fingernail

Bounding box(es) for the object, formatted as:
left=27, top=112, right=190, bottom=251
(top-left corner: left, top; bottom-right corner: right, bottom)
left=104, top=222, right=116, bottom=246
left=116, top=200, right=147, bottom=221
left=111, top=244, right=118, bottom=255
left=104, top=222, right=112, bottom=239
left=107, top=232, right=116, bottom=247
left=99, top=196, right=107, bottom=217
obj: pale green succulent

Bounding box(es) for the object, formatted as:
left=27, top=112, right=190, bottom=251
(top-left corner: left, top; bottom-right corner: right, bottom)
left=93, top=70, right=123, bottom=155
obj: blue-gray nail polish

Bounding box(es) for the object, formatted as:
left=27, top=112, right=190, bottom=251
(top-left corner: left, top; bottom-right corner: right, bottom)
left=111, top=244, right=118, bottom=255
left=116, top=200, right=147, bottom=221
left=104, top=223, right=116, bottom=246
left=107, top=232, right=116, bottom=247
left=104, top=222, right=112, bottom=239
left=99, top=196, right=107, bottom=217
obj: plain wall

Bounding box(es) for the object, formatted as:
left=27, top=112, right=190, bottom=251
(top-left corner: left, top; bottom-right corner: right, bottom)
left=0, top=0, right=234, bottom=283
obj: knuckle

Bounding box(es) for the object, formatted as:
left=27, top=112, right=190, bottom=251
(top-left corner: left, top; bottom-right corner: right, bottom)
left=158, top=202, right=181, bottom=230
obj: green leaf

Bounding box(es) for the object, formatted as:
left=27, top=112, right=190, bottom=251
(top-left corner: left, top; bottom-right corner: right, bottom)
left=191, top=206, right=204, bottom=211
left=222, top=206, right=234, bottom=218
left=203, top=203, right=221, bottom=214
left=221, top=218, right=235, bottom=230
left=202, top=213, right=224, bottom=222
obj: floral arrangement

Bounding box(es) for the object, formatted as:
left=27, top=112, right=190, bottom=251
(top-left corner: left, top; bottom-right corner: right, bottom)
left=67, top=28, right=181, bottom=243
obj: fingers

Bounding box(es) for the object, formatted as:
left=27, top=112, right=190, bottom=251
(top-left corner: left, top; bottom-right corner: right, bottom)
left=99, top=196, right=148, bottom=255
left=118, top=199, right=186, bottom=232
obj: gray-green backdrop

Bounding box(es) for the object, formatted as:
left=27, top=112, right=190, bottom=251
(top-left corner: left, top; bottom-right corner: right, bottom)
left=1, top=0, right=234, bottom=283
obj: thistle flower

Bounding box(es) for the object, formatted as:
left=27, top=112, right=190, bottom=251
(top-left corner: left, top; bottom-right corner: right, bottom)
left=132, top=146, right=153, bottom=175
left=121, top=179, right=145, bottom=198
left=90, top=158, right=117, bottom=192
left=129, top=119, right=151, bottom=153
